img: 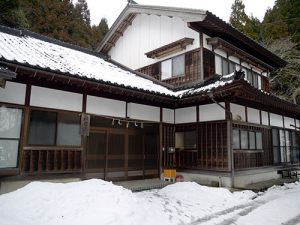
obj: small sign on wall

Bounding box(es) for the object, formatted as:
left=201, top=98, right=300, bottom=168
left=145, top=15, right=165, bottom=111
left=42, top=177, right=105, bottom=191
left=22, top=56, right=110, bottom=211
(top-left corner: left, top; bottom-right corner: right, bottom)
left=80, top=113, right=90, bottom=136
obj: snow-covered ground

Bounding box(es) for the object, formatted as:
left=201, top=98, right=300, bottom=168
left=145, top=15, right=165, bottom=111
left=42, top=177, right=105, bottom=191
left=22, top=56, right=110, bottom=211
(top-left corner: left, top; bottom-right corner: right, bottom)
left=0, top=179, right=300, bottom=225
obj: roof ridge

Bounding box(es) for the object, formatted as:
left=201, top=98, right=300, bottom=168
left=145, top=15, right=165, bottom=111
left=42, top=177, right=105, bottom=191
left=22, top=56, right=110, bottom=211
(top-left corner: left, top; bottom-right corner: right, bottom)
left=0, top=25, right=108, bottom=60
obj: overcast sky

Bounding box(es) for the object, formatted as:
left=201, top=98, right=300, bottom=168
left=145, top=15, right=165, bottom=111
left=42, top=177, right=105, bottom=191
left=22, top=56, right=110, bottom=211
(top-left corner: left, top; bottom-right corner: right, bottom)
left=85, top=0, right=275, bottom=27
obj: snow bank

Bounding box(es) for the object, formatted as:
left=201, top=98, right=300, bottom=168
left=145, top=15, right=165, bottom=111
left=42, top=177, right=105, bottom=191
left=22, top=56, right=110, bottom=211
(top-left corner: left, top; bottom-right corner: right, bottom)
left=0, top=179, right=146, bottom=225
left=0, top=180, right=255, bottom=225
left=236, top=181, right=300, bottom=225
left=1, top=180, right=299, bottom=225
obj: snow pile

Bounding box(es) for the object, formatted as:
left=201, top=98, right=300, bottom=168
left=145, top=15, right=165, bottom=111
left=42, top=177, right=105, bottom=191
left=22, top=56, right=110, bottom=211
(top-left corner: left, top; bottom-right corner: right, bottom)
left=236, top=181, right=300, bottom=225
left=0, top=179, right=146, bottom=225
left=0, top=180, right=254, bottom=225
left=1, top=179, right=299, bottom=225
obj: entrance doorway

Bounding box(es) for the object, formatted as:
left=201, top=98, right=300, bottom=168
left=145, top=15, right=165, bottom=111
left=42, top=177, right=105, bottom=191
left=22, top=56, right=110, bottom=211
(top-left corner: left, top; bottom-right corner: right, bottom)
left=85, top=116, right=159, bottom=180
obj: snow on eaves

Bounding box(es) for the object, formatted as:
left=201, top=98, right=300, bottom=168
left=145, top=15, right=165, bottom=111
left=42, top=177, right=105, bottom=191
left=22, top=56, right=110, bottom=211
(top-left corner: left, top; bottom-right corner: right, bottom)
left=0, top=28, right=237, bottom=98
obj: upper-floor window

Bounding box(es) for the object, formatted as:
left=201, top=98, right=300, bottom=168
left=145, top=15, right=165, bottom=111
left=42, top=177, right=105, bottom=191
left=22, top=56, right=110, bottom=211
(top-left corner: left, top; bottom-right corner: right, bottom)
left=215, top=55, right=240, bottom=76
left=242, top=68, right=261, bottom=89
left=161, top=54, right=185, bottom=80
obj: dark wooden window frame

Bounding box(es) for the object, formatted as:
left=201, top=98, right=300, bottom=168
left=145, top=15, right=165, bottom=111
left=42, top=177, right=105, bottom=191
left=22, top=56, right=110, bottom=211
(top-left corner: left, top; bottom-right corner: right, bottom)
left=233, top=128, right=263, bottom=152
left=27, top=108, right=82, bottom=148
left=160, top=53, right=186, bottom=81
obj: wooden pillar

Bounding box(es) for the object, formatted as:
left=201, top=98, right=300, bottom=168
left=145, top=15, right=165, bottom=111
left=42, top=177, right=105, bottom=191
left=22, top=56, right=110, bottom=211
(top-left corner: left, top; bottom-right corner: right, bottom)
left=159, top=107, right=163, bottom=178
left=81, top=94, right=87, bottom=175
left=225, top=100, right=234, bottom=187
left=19, top=84, right=31, bottom=174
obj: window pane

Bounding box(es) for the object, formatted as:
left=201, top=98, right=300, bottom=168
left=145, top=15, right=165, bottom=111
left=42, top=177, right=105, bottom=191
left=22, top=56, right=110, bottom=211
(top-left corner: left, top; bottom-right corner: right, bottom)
left=240, top=130, right=248, bottom=149
left=279, top=130, right=285, bottom=147
left=273, top=147, right=281, bottom=164
left=172, top=55, right=185, bottom=76
left=247, top=69, right=253, bottom=84
left=28, top=111, right=56, bottom=145
left=222, top=58, right=228, bottom=75
left=233, top=129, right=240, bottom=149
left=229, top=61, right=235, bottom=74
left=161, top=59, right=172, bottom=80
left=256, top=132, right=263, bottom=149
left=175, top=132, right=184, bottom=148
left=272, top=129, right=279, bottom=146
left=0, top=139, right=19, bottom=168
left=249, top=131, right=256, bottom=149
left=215, top=55, right=222, bottom=75
left=56, top=113, right=81, bottom=146
left=184, top=131, right=196, bottom=148
left=0, top=107, right=22, bottom=139
left=253, top=73, right=258, bottom=88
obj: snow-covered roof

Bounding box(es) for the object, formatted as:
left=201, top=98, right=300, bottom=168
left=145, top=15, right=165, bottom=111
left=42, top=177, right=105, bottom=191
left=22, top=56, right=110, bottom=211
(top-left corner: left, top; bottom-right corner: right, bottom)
left=0, top=26, right=238, bottom=98
left=0, top=26, right=176, bottom=96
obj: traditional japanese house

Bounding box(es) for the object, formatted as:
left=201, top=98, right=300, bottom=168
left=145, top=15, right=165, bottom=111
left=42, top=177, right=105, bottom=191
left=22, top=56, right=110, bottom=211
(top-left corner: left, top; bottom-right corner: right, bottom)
left=0, top=3, right=299, bottom=192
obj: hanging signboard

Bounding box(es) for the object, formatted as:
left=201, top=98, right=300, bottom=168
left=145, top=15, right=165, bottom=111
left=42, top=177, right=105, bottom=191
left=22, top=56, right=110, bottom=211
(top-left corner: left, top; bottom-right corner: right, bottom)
left=80, top=113, right=90, bottom=136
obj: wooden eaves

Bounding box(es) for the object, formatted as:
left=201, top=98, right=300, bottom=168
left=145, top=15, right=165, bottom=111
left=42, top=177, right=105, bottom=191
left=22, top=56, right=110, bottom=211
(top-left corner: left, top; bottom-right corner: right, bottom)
left=145, top=38, right=194, bottom=59
left=207, top=37, right=274, bottom=71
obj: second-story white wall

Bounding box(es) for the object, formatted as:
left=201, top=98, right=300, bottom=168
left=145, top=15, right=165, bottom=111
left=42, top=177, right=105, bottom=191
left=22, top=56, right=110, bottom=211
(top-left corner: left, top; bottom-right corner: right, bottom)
left=109, top=13, right=200, bottom=70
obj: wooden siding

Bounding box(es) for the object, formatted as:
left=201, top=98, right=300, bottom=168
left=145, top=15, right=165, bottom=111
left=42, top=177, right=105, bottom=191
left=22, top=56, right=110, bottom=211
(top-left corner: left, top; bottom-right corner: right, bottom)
left=203, top=48, right=215, bottom=79
left=137, top=49, right=201, bottom=87
left=261, top=76, right=270, bottom=92
left=162, top=121, right=228, bottom=171
left=233, top=123, right=273, bottom=169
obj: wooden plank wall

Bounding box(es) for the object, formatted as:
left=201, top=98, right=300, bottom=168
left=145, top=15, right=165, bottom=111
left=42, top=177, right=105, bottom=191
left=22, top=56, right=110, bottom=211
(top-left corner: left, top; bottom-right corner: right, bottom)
left=162, top=121, right=228, bottom=171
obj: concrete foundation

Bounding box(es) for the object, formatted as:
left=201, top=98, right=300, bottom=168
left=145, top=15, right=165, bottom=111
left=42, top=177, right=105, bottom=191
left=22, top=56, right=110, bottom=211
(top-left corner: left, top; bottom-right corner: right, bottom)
left=234, top=167, right=281, bottom=188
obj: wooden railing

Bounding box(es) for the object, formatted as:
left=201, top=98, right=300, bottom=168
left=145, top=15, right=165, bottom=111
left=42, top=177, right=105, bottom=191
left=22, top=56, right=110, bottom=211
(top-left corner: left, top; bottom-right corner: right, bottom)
left=22, top=147, right=82, bottom=174
left=234, top=151, right=267, bottom=169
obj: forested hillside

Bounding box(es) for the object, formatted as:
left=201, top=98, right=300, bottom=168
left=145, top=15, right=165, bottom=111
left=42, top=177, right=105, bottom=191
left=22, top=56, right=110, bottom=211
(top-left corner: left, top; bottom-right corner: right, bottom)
left=230, top=0, right=300, bottom=102
left=0, top=0, right=108, bottom=50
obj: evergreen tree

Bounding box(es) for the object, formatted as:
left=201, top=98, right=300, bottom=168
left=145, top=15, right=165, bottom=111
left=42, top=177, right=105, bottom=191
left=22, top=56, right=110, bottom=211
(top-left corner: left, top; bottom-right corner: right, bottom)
left=229, top=0, right=249, bottom=33
left=0, top=0, right=28, bottom=28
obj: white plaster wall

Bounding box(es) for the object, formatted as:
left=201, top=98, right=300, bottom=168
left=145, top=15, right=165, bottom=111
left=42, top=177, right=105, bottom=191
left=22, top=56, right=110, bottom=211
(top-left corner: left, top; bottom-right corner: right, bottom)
left=175, top=106, right=196, bottom=124
left=230, top=103, right=246, bottom=121
left=163, top=108, right=174, bottom=124
left=203, top=33, right=212, bottom=50
left=270, top=113, right=283, bottom=128
left=241, top=62, right=251, bottom=69
left=296, top=119, right=300, bottom=129
left=86, top=96, right=126, bottom=118
left=127, top=103, right=160, bottom=122
left=284, top=117, right=295, bottom=130
left=252, top=67, right=262, bottom=74
left=30, top=86, right=82, bottom=112
left=109, top=13, right=200, bottom=70
left=247, top=107, right=260, bottom=124
left=261, top=111, right=269, bottom=125
left=199, top=103, right=225, bottom=122
left=0, top=81, right=26, bottom=105
left=229, top=55, right=240, bottom=64
left=214, top=48, right=227, bottom=58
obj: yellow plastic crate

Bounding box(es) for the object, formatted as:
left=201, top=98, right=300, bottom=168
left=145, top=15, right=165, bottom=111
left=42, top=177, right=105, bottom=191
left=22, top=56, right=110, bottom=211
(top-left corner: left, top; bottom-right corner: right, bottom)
left=163, top=169, right=176, bottom=181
